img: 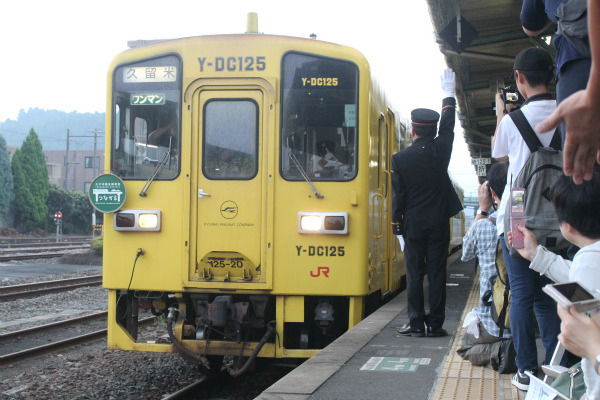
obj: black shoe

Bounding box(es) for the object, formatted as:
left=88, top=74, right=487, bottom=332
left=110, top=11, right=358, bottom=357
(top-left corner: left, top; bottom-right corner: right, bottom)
left=497, top=339, right=517, bottom=374
left=426, top=326, right=448, bottom=337
left=397, top=324, right=425, bottom=337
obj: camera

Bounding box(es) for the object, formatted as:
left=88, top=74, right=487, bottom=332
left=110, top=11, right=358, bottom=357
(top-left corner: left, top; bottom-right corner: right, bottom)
left=500, top=86, right=525, bottom=107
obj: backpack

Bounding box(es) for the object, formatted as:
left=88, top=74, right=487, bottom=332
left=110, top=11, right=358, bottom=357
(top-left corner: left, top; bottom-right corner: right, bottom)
left=484, top=216, right=511, bottom=335
left=551, top=361, right=586, bottom=400
left=503, top=109, right=569, bottom=258
left=556, top=0, right=590, bottom=58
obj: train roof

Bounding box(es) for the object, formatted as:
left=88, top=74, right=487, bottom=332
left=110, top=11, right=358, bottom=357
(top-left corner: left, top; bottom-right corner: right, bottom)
left=121, top=33, right=367, bottom=61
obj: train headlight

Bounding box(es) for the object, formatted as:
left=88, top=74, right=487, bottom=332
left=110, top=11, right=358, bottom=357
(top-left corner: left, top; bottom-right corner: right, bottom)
left=300, top=215, right=322, bottom=231
left=114, top=210, right=161, bottom=231
left=138, top=213, right=159, bottom=229
left=298, top=212, right=348, bottom=234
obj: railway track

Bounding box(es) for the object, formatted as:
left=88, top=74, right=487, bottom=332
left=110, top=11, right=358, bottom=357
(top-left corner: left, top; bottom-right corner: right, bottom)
left=161, top=378, right=209, bottom=400
left=0, top=235, right=91, bottom=245
left=0, top=275, right=103, bottom=301
left=0, top=310, right=108, bottom=341
left=0, top=240, right=92, bottom=262
left=0, top=315, right=155, bottom=366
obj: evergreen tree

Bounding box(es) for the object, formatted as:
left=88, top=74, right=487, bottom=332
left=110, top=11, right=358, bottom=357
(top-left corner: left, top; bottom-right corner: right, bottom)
left=11, top=128, right=49, bottom=230
left=0, top=133, right=14, bottom=216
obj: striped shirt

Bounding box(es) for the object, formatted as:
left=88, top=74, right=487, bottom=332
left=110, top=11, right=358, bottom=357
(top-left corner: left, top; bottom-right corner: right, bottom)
left=461, top=214, right=511, bottom=338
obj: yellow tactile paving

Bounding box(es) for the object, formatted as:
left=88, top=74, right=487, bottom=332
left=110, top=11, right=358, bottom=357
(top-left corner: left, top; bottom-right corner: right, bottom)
left=432, top=271, right=526, bottom=400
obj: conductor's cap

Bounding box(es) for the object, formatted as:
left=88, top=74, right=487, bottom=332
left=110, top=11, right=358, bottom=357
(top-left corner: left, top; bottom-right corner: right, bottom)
left=411, top=108, right=440, bottom=125
left=411, top=108, right=439, bottom=136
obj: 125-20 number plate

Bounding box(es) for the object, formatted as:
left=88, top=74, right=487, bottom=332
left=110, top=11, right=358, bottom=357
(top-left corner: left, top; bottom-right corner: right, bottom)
left=206, top=258, right=244, bottom=268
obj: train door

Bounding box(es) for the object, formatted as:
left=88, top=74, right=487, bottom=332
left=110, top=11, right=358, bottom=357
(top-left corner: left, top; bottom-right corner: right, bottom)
left=191, top=89, right=266, bottom=285
left=378, top=114, right=391, bottom=293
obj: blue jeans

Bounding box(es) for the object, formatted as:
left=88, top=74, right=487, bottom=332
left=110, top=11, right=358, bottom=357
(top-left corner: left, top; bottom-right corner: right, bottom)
left=500, top=235, right=561, bottom=372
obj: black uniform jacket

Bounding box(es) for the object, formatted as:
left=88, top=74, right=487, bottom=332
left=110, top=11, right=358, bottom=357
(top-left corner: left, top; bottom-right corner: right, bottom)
left=391, top=97, right=463, bottom=237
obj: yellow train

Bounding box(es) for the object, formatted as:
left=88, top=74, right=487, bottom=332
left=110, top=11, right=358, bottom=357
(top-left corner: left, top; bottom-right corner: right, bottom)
left=101, top=21, right=461, bottom=374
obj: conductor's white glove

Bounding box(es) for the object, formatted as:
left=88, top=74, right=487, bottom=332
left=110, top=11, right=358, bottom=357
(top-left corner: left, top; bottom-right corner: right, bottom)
left=396, top=235, right=405, bottom=252
left=441, top=68, right=456, bottom=98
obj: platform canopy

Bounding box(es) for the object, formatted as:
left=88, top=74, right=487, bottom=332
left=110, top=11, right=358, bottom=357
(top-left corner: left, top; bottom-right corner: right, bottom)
left=425, top=0, right=555, bottom=179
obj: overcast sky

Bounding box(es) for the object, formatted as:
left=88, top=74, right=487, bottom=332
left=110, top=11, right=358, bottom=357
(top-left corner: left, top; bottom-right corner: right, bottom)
left=0, top=0, right=479, bottom=195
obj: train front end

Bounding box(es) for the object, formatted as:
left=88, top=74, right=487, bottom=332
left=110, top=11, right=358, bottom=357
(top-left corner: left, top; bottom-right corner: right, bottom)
left=102, top=34, right=404, bottom=371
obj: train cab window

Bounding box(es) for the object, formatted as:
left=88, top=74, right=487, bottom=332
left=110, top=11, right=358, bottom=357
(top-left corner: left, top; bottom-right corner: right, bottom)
left=202, top=99, right=258, bottom=180
left=110, top=55, right=181, bottom=180
left=281, top=52, right=359, bottom=181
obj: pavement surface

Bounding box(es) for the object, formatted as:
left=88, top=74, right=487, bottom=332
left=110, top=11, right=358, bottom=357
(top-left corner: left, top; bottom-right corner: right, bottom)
left=257, top=251, right=474, bottom=400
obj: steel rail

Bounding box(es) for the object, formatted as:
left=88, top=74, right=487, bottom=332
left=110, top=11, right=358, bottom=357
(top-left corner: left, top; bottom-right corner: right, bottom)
left=160, top=378, right=208, bottom=400
left=0, top=316, right=155, bottom=366
left=0, top=275, right=103, bottom=301
left=0, top=311, right=108, bottom=341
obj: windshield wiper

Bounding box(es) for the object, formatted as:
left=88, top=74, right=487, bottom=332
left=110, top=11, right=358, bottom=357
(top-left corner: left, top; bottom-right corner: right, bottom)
left=139, top=138, right=172, bottom=197
left=288, top=152, right=324, bottom=199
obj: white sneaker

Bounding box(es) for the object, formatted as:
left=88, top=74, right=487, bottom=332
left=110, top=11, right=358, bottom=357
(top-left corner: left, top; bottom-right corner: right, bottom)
left=511, top=370, right=531, bottom=391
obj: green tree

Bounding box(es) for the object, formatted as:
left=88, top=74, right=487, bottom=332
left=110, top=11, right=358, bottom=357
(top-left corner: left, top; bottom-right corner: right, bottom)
left=0, top=133, right=14, bottom=216
left=11, top=128, right=49, bottom=230
left=46, top=184, right=94, bottom=234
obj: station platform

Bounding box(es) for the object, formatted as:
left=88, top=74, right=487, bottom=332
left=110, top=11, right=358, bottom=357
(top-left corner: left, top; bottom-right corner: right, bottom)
left=256, top=252, right=527, bottom=400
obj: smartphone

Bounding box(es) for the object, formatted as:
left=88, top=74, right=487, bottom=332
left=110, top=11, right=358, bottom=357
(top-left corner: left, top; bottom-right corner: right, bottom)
left=510, top=187, right=526, bottom=249
left=543, top=282, right=600, bottom=313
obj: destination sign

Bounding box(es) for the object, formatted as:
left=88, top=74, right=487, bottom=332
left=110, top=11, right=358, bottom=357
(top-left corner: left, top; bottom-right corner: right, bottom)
left=123, top=66, right=177, bottom=83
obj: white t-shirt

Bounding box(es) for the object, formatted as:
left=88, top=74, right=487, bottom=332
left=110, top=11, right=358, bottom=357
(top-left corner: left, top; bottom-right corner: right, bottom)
left=492, top=99, right=557, bottom=236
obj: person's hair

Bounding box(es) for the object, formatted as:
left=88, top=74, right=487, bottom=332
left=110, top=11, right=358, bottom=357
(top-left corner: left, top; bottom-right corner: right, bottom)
left=517, top=69, right=553, bottom=88
left=550, top=164, right=600, bottom=238
left=487, top=161, right=508, bottom=199
left=412, top=125, right=437, bottom=137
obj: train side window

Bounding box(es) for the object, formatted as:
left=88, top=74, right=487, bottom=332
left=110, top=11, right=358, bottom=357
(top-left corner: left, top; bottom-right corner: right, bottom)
left=202, top=99, right=258, bottom=180
left=280, top=52, right=359, bottom=182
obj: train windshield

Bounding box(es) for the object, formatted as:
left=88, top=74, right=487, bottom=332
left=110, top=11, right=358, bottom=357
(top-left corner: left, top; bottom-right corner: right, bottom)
left=281, top=52, right=359, bottom=181
left=111, top=55, right=182, bottom=180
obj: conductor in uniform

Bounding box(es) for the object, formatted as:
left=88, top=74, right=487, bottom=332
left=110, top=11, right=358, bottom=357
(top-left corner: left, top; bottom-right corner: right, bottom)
left=392, top=68, right=463, bottom=337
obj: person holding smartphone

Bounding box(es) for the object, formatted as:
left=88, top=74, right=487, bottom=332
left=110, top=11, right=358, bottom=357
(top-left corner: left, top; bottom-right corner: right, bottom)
left=509, top=165, right=600, bottom=399
left=493, top=47, right=562, bottom=391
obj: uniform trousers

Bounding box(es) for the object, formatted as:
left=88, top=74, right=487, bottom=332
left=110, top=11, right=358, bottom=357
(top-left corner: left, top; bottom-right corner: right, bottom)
left=404, top=221, right=450, bottom=329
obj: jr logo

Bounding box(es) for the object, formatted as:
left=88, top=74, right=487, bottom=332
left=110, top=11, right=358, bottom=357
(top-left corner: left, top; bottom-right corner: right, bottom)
left=310, top=267, right=330, bottom=278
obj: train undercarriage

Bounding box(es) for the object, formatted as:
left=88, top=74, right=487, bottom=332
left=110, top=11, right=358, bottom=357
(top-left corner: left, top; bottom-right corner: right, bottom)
left=112, top=290, right=367, bottom=375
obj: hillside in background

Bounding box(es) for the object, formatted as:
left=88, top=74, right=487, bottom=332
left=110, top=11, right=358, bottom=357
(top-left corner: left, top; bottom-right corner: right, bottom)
left=0, top=108, right=105, bottom=150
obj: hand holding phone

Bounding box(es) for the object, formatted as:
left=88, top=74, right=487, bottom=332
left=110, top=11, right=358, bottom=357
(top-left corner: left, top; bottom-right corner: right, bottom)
left=510, top=187, right=525, bottom=249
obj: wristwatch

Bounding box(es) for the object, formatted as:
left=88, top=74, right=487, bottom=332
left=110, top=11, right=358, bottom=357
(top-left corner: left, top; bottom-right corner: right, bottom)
left=477, top=209, right=489, bottom=217
left=595, top=354, right=600, bottom=375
